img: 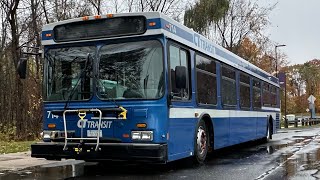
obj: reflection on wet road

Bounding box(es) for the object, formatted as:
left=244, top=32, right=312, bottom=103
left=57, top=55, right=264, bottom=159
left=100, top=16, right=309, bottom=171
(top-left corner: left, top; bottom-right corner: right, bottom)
left=263, top=133, right=320, bottom=180
left=1, top=128, right=320, bottom=180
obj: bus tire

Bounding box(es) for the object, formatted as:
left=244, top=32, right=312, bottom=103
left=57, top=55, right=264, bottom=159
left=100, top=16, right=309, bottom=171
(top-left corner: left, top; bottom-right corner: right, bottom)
left=265, top=121, right=272, bottom=142
left=194, top=119, right=209, bottom=164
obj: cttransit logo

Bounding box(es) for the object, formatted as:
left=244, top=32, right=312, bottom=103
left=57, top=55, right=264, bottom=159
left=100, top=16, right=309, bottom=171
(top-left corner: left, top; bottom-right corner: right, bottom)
left=194, top=34, right=215, bottom=54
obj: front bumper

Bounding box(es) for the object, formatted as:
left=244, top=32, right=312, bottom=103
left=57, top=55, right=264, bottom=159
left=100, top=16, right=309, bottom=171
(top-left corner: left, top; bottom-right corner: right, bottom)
left=31, top=142, right=167, bottom=163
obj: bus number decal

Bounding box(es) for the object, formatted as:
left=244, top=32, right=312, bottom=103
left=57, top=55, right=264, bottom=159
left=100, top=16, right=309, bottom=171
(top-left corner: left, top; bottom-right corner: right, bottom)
left=47, top=111, right=59, bottom=119
left=165, top=23, right=177, bottom=34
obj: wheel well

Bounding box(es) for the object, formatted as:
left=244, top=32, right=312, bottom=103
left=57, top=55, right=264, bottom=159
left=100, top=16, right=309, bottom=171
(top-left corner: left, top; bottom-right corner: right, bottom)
left=201, top=115, right=214, bottom=150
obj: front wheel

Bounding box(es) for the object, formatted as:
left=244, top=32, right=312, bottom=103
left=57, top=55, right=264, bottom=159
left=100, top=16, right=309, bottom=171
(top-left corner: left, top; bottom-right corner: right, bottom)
left=194, top=119, right=209, bottom=164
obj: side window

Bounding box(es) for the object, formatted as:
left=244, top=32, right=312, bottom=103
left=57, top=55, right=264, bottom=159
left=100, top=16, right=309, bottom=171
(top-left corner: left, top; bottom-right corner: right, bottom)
left=221, top=65, right=237, bottom=106
left=263, top=82, right=271, bottom=106
left=169, top=45, right=189, bottom=100
left=240, top=73, right=250, bottom=109
left=253, top=79, right=261, bottom=109
left=196, top=54, right=217, bottom=105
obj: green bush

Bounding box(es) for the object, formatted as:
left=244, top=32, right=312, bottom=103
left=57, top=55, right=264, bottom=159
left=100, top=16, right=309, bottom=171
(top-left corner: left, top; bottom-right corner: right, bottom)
left=0, top=124, right=16, bottom=141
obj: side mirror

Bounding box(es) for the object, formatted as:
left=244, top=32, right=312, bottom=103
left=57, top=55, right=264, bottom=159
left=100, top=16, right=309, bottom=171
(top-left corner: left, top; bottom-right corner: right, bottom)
left=175, top=66, right=187, bottom=89
left=17, top=57, right=27, bottom=79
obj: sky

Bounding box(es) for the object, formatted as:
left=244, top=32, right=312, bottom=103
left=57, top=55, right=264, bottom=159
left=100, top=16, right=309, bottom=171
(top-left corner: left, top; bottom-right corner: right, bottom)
left=258, top=0, right=320, bottom=65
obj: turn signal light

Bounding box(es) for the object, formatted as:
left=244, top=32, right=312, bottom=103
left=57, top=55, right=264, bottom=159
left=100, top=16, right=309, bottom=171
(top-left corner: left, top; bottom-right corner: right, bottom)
left=149, top=22, right=156, bottom=27
left=136, top=123, right=147, bottom=128
left=47, top=123, right=56, bottom=129
left=82, top=16, right=89, bottom=21
left=106, top=14, right=114, bottom=18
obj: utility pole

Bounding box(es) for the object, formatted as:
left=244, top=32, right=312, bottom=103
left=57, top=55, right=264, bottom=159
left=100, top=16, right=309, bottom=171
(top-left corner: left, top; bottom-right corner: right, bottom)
left=275, top=44, right=286, bottom=77
left=275, top=44, right=287, bottom=128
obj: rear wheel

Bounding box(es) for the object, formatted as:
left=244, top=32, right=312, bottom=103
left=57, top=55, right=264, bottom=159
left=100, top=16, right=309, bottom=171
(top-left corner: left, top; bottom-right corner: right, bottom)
left=267, top=125, right=270, bottom=141
left=264, top=121, right=272, bottom=142
left=194, top=119, right=209, bottom=164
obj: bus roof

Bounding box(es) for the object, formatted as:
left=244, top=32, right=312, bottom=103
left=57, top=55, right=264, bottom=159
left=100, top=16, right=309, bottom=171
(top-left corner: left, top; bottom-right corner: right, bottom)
left=41, top=12, right=279, bottom=86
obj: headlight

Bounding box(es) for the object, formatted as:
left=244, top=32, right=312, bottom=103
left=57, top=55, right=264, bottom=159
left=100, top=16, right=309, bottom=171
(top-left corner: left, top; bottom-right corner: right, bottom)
left=50, top=131, right=57, bottom=139
left=131, top=131, right=153, bottom=141
left=141, top=131, right=153, bottom=140
left=131, top=132, right=141, bottom=140
left=42, top=130, right=75, bottom=142
left=42, top=131, right=51, bottom=142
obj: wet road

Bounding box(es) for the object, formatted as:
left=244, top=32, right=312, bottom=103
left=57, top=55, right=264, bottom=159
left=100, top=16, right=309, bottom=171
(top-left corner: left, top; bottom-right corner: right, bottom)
left=1, top=127, right=320, bottom=180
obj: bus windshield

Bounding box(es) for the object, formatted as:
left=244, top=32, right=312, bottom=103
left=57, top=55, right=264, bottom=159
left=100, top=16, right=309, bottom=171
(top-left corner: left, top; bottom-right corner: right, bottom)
left=98, top=40, right=164, bottom=100
left=45, top=46, right=95, bottom=101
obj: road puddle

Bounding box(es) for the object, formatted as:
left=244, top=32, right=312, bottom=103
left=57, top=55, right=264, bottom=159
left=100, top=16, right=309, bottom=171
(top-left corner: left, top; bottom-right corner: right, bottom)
left=255, top=136, right=310, bottom=156
left=256, top=135, right=320, bottom=179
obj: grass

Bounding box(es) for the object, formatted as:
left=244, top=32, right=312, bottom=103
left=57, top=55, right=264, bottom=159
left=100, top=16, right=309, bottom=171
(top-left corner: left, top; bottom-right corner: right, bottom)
left=0, top=141, right=35, bottom=154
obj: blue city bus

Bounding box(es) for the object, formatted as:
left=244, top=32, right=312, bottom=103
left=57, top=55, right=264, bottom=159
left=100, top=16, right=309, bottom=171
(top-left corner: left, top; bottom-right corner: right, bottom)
left=31, top=12, right=280, bottom=163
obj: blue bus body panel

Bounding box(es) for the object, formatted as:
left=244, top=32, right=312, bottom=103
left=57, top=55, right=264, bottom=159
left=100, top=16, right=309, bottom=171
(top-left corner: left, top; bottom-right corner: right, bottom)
left=257, top=117, right=268, bottom=138
left=229, top=117, right=255, bottom=145
left=214, top=116, right=268, bottom=149
left=213, top=117, right=230, bottom=149
left=167, top=117, right=196, bottom=161
left=166, top=111, right=272, bottom=161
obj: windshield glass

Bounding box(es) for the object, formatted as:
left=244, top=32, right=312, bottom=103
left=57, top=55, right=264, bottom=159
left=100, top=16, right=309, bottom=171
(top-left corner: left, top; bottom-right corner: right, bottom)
left=98, top=40, right=164, bottom=100
left=45, top=46, right=95, bottom=101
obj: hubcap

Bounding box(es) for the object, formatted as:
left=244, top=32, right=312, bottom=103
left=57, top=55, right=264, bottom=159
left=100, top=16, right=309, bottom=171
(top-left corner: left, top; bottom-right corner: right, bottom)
left=197, top=126, right=207, bottom=157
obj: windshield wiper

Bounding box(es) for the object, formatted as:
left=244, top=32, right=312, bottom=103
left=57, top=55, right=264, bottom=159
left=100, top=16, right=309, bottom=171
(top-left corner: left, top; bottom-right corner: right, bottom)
left=64, top=53, right=92, bottom=110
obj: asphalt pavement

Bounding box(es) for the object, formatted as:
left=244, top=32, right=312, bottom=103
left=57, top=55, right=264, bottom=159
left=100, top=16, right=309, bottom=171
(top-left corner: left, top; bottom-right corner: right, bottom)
left=1, top=127, right=320, bottom=180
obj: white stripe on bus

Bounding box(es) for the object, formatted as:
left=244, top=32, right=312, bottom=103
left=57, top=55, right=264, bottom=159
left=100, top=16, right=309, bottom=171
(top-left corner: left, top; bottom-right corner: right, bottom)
left=169, top=108, right=277, bottom=119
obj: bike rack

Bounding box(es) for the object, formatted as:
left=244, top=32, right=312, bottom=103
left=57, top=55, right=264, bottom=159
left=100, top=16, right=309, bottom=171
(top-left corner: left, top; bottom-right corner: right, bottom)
left=63, top=109, right=102, bottom=152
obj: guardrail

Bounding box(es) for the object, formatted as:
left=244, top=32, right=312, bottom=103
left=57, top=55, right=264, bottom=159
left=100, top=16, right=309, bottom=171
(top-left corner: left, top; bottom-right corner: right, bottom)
left=288, top=118, right=320, bottom=128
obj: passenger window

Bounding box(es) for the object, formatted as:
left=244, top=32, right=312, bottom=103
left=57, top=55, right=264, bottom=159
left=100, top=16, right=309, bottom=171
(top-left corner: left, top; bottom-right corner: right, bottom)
left=270, top=86, right=277, bottom=107
left=253, top=79, right=261, bottom=109
left=263, top=83, right=271, bottom=106
left=169, top=45, right=189, bottom=100
left=196, top=54, right=217, bottom=105
left=240, top=73, right=250, bottom=109
left=221, top=65, right=237, bottom=106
